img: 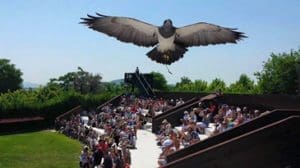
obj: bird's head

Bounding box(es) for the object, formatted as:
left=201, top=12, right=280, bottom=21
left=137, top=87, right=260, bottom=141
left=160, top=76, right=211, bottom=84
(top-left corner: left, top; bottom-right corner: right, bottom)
left=163, top=19, right=173, bottom=27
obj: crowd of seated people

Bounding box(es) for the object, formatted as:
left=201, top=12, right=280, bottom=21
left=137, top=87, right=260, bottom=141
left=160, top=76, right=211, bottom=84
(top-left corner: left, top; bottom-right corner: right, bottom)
left=156, top=101, right=267, bottom=167
left=55, top=94, right=177, bottom=168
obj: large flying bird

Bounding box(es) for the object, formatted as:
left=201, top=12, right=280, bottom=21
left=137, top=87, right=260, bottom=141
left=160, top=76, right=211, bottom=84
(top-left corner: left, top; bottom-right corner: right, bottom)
left=80, top=13, right=246, bottom=65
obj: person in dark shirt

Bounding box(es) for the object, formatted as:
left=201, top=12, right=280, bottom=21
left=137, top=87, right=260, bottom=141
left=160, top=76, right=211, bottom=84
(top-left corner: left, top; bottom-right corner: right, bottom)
left=113, top=150, right=124, bottom=168
left=92, top=148, right=103, bottom=168
left=113, top=129, right=120, bottom=146
left=208, top=101, right=218, bottom=122
left=103, top=153, right=113, bottom=168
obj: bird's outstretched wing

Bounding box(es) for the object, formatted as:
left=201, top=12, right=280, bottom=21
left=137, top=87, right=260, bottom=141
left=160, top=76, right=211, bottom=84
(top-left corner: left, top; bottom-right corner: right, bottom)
left=175, top=22, right=246, bottom=47
left=80, top=13, right=158, bottom=47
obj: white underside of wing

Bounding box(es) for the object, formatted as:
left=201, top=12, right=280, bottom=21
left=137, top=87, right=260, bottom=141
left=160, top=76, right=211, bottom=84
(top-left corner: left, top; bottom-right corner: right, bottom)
left=157, top=33, right=175, bottom=52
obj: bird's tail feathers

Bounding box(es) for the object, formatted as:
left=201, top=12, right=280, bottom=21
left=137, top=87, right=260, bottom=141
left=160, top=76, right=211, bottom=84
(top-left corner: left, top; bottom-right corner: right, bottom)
left=146, top=45, right=187, bottom=65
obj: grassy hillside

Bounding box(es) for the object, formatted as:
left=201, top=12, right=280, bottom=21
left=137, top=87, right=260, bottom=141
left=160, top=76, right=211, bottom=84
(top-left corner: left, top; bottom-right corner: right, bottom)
left=0, top=130, right=82, bottom=168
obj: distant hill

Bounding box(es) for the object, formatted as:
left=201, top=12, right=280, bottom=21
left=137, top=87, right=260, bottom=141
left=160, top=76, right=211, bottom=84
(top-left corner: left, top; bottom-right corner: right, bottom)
left=110, top=79, right=124, bottom=85
left=22, top=82, right=40, bottom=89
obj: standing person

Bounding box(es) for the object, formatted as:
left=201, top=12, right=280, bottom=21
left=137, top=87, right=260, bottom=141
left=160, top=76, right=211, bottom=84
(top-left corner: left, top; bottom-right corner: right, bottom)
left=112, top=150, right=124, bottom=168
left=79, top=146, right=90, bottom=168
left=135, top=67, right=139, bottom=74
left=121, top=141, right=131, bottom=166
left=128, top=128, right=136, bottom=149
left=93, top=148, right=103, bottom=168
left=103, top=152, right=113, bottom=168
left=97, top=139, right=109, bottom=154
left=113, top=129, right=120, bottom=146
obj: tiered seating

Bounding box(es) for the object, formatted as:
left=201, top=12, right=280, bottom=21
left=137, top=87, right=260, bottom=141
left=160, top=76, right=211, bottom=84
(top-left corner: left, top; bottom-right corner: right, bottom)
left=164, top=113, right=300, bottom=168
left=55, top=90, right=300, bottom=168
left=152, top=93, right=218, bottom=133
left=55, top=94, right=176, bottom=168
left=166, top=109, right=300, bottom=164
left=154, top=92, right=300, bottom=168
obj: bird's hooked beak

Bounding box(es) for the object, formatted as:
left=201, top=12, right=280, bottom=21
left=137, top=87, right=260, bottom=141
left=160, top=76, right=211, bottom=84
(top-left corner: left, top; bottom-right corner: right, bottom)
left=163, top=19, right=173, bottom=27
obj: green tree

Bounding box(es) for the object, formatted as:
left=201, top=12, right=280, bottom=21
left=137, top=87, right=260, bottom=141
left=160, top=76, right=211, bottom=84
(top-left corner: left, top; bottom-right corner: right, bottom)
left=255, top=50, right=300, bottom=94
left=208, top=78, right=226, bottom=92
left=48, top=67, right=103, bottom=94
left=102, top=82, right=125, bottom=94
left=173, top=76, right=193, bottom=92
left=191, top=79, right=208, bottom=92
left=0, top=59, right=23, bottom=93
left=150, top=71, right=168, bottom=91
left=177, top=76, right=192, bottom=86
left=228, top=74, right=255, bottom=94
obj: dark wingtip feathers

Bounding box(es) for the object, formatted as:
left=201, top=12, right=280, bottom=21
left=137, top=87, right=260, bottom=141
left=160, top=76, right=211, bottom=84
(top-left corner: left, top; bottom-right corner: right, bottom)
left=96, top=13, right=107, bottom=17
left=234, top=31, right=247, bottom=41
left=87, top=14, right=97, bottom=19
left=229, top=27, right=247, bottom=41
left=80, top=13, right=106, bottom=25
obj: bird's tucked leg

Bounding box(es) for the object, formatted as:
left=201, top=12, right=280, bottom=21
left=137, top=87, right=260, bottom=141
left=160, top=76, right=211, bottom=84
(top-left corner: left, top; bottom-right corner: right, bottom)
left=146, top=45, right=188, bottom=65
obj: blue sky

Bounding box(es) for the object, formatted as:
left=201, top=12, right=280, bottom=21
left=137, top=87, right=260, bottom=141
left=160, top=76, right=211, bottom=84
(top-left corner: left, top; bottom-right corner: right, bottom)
left=1, top=0, right=300, bottom=85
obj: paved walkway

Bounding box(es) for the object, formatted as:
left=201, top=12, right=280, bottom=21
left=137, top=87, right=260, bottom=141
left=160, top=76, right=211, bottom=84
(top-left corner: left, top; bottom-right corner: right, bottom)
left=130, top=130, right=161, bottom=168
left=90, top=126, right=160, bottom=168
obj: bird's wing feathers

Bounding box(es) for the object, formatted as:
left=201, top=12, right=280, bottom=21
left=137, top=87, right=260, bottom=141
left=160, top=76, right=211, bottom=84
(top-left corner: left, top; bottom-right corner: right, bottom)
left=81, top=13, right=158, bottom=47
left=175, top=22, right=246, bottom=47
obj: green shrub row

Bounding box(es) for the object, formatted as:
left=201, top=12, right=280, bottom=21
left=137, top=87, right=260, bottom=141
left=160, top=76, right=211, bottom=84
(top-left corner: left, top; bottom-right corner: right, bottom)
left=0, top=87, right=119, bottom=120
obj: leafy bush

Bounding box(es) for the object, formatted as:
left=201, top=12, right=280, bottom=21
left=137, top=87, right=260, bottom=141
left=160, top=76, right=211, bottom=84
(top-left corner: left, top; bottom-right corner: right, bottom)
left=0, top=86, right=119, bottom=120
